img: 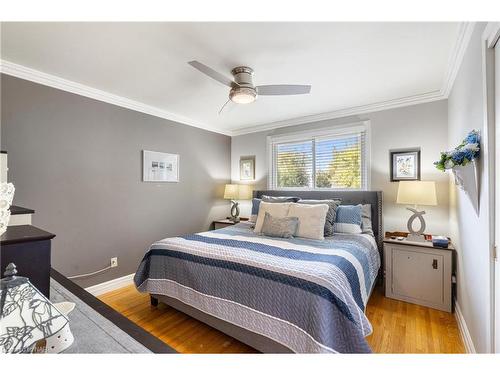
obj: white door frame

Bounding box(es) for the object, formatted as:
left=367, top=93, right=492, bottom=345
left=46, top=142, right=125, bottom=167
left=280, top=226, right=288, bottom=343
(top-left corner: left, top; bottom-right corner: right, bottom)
left=482, top=22, right=500, bottom=353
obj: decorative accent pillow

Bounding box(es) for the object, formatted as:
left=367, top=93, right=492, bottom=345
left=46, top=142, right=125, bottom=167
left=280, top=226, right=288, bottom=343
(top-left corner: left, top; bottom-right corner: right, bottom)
left=250, top=198, right=261, bottom=222
left=334, top=204, right=363, bottom=234
left=288, top=203, right=329, bottom=240
left=261, top=195, right=300, bottom=203
left=297, top=199, right=341, bottom=237
left=251, top=195, right=299, bottom=222
left=254, top=202, right=292, bottom=233
left=361, top=204, right=374, bottom=236
left=261, top=212, right=299, bottom=238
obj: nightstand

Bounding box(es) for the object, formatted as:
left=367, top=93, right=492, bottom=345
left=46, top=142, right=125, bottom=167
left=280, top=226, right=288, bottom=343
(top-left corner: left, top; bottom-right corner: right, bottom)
left=212, top=218, right=249, bottom=230
left=383, top=237, right=454, bottom=312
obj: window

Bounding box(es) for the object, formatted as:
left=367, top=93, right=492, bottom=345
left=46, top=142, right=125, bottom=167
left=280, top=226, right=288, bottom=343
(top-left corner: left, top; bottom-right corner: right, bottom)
left=268, top=123, right=369, bottom=190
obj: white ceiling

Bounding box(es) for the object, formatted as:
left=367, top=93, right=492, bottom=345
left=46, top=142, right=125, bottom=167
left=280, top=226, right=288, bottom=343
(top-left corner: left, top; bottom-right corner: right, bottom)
left=1, top=22, right=461, bottom=135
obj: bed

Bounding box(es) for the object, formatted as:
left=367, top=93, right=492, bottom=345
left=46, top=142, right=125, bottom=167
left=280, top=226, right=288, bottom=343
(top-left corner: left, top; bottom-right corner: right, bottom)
left=134, top=190, right=382, bottom=353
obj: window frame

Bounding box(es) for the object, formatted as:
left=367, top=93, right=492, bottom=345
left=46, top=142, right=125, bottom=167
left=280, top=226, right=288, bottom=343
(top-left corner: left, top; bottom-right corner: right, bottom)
left=267, top=121, right=371, bottom=191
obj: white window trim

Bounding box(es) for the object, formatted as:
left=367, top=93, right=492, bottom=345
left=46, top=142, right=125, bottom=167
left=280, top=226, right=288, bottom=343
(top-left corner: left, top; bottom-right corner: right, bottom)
left=266, top=120, right=371, bottom=191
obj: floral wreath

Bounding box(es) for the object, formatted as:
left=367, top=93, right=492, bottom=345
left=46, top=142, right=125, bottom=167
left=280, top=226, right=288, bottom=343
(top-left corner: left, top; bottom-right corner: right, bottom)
left=434, top=130, right=480, bottom=171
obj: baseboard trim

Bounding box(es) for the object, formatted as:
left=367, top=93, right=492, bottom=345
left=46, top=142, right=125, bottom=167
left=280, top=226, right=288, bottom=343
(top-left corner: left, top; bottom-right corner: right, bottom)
left=85, top=273, right=135, bottom=296
left=455, top=299, right=476, bottom=353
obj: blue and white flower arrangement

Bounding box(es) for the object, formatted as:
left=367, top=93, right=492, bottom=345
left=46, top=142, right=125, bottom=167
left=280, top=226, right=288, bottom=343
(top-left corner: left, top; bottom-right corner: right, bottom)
left=434, top=130, right=480, bottom=171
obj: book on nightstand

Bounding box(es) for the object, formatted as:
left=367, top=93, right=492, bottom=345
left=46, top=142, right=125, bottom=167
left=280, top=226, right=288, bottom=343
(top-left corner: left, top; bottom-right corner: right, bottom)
left=431, top=235, right=450, bottom=248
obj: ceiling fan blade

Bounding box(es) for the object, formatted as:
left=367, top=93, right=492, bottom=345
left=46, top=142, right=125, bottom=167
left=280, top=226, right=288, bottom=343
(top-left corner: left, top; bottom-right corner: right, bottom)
left=256, top=85, right=311, bottom=96
left=188, top=61, right=235, bottom=87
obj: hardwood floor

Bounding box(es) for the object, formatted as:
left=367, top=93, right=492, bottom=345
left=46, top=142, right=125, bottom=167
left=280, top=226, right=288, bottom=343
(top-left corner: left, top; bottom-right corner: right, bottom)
left=365, top=287, right=465, bottom=353
left=99, top=285, right=465, bottom=354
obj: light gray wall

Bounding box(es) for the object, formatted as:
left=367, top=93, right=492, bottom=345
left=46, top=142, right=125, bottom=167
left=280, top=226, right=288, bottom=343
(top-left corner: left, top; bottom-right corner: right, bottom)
left=448, top=22, right=491, bottom=353
left=232, top=100, right=450, bottom=235
left=1, top=75, right=231, bottom=288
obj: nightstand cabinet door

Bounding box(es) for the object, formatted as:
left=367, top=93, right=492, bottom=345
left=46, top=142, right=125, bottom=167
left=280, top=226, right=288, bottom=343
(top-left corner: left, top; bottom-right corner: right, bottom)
left=384, top=243, right=452, bottom=312
left=392, top=249, right=443, bottom=304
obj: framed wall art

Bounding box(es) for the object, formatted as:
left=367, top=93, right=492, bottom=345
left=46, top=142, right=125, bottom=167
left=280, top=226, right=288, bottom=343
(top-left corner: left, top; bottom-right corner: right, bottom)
left=143, top=150, right=179, bottom=182
left=240, top=156, right=255, bottom=181
left=390, top=149, right=421, bottom=181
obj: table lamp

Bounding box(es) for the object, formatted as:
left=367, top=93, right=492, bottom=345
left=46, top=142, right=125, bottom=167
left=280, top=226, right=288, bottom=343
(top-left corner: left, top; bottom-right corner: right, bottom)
left=0, top=263, right=74, bottom=353
left=396, top=181, right=437, bottom=242
left=224, top=184, right=253, bottom=222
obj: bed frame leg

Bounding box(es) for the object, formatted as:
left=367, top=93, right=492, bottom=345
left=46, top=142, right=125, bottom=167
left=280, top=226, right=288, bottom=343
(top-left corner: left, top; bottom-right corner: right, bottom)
left=150, top=295, right=159, bottom=307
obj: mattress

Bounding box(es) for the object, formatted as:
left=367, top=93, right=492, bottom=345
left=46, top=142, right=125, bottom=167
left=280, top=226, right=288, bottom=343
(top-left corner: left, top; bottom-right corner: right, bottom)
left=134, top=222, right=380, bottom=353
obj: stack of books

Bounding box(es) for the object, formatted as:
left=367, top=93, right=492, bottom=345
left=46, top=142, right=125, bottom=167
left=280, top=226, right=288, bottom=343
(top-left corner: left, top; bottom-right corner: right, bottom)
left=431, top=235, right=449, bottom=248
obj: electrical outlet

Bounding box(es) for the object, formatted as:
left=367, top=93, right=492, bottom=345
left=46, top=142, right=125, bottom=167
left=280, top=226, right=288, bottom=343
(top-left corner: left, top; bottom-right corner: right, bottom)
left=110, top=257, right=118, bottom=268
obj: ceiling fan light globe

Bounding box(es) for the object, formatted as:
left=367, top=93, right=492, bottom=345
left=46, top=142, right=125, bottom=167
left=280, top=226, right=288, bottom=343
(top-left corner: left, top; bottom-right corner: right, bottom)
left=229, top=87, right=257, bottom=104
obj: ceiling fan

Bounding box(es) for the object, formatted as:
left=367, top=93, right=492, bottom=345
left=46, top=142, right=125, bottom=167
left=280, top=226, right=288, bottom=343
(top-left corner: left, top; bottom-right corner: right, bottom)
left=188, top=61, right=311, bottom=108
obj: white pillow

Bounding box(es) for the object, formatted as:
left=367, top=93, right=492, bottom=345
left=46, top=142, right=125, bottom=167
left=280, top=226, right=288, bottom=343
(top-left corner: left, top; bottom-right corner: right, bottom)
left=288, top=203, right=329, bottom=240
left=254, top=202, right=292, bottom=233
left=361, top=204, right=374, bottom=235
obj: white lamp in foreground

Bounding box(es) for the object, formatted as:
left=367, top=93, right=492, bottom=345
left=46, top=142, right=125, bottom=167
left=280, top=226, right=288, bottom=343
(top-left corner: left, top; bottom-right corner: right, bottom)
left=396, top=181, right=437, bottom=242
left=224, top=184, right=253, bottom=222
left=0, top=263, right=75, bottom=353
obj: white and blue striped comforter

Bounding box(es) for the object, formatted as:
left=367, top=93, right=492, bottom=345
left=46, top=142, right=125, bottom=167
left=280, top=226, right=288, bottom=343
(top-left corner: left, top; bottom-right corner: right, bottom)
left=134, top=222, right=380, bottom=353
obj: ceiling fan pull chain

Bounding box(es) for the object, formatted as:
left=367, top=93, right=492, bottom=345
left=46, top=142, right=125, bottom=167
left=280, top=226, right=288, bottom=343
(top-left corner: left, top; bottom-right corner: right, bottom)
left=218, top=99, right=231, bottom=115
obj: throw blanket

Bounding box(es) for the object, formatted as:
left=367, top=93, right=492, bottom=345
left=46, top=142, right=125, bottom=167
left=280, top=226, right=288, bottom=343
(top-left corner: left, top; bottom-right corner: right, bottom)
left=134, top=222, right=380, bottom=353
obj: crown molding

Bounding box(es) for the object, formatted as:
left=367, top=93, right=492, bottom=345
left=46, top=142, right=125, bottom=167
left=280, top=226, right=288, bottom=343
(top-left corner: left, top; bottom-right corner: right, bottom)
left=1, top=23, right=474, bottom=137
left=440, top=22, right=476, bottom=98
left=0, top=59, right=231, bottom=136
left=231, top=22, right=476, bottom=136
left=230, top=89, right=445, bottom=136
left=483, top=22, right=500, bottom=48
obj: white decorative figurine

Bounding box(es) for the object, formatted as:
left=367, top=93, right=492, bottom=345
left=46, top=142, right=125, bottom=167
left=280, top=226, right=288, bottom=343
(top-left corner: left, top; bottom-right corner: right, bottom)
left=0, top=182, right=15, bottom=235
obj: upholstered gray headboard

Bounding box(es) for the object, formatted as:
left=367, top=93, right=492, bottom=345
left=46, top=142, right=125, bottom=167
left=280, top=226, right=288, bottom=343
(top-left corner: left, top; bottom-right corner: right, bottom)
left=253, top=190, right=383, bottom=252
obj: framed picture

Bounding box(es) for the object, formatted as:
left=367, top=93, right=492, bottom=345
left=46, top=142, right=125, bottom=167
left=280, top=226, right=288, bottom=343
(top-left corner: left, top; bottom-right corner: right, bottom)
left=240, top=156, right=255, bottom=180
left=390, top=149, right=421, bottom=181
left=143, top=150, right=179, bottom=182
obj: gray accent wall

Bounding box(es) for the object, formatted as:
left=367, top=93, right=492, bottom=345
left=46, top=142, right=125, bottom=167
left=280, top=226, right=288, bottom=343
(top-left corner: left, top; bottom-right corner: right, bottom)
left=448, top=22, right=491, bottom=353
left=231, top=100, right=450, bottom=236
left=1, top=74, right=231, bottom=288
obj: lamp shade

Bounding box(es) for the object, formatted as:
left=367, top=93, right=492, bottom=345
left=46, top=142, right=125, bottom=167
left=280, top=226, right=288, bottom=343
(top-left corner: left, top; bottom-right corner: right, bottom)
left=224, top=184, right=253, bottom=200
left=0, top=263, right=74, bottom=353
left=396, top=181, right=437, bottom=206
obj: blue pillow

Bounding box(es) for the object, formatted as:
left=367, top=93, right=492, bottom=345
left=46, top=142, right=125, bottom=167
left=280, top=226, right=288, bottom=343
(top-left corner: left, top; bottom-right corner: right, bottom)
left=334, top=204, right=363, bottom=234
left=251, top=198, right=261, bottom=215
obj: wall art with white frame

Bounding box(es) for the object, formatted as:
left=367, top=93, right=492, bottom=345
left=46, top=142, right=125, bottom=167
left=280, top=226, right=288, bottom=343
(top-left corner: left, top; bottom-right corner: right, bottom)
left=143, top=150, right=179, bottom=182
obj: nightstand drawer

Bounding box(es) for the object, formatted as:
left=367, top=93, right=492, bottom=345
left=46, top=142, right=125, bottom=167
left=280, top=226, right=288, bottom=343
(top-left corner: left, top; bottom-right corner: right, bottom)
left=392, top=249, right=443, bottom=305
left=384, top=242, right=453, bottom=312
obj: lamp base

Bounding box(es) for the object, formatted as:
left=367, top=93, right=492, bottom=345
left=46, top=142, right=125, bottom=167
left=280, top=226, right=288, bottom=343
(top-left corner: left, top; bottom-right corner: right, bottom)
left=406, top=207, right=427, bottom=242
left=229, top=200, right=240, bottom=223
left=406, top=233, right=426, bottom=242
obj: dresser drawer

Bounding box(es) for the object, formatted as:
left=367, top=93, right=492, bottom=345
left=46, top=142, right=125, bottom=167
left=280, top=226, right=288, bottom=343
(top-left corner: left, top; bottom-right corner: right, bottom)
left=384, top=243, right=452, bottom=312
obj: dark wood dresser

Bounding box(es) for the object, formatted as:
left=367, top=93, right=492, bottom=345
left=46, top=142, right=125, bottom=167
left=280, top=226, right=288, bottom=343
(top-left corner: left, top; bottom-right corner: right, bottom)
left=0, top=224, right=55, bottom=298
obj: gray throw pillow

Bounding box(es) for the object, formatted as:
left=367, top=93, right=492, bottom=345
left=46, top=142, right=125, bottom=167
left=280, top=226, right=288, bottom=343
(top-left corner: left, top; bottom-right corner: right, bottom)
left=261, top=212, right=299, bottom=238
left=297, top=199, right=341, bottom=237
left=361, top=204, right=374, bottom=236
left=261, top=195, right=300, bottom=203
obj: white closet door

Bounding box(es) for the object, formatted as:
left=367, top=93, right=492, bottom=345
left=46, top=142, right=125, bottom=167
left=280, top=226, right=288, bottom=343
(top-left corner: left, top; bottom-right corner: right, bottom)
left=495, top=40, right=500, bottom=353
